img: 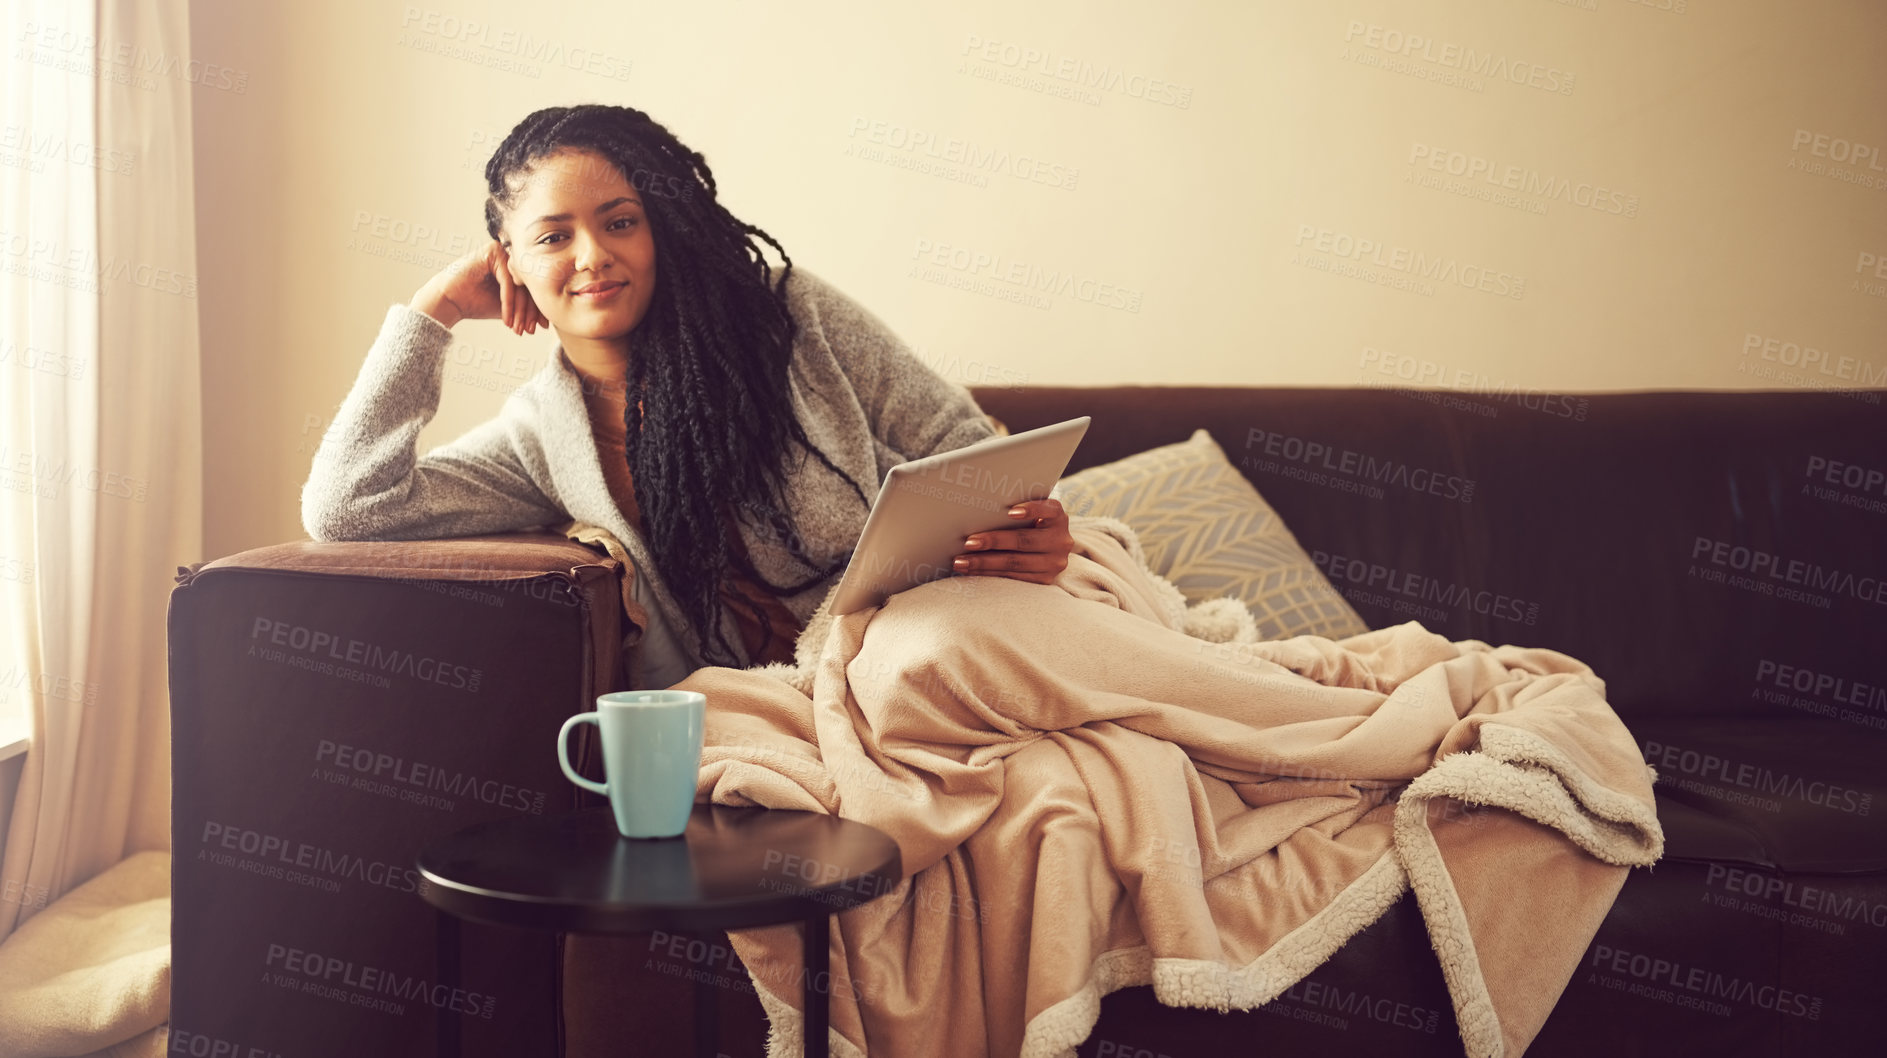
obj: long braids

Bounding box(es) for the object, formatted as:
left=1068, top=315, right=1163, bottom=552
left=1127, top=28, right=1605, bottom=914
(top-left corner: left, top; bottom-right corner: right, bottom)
left=483, top=105, right=868, bottom=667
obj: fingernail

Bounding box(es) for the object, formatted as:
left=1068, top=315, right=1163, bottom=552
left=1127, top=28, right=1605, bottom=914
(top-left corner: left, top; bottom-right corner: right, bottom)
left=1008, top=506, right=1027, bottom=517
left=952, top=558, right=969, bottom=571
left=963, top=536, right=983, bottom=550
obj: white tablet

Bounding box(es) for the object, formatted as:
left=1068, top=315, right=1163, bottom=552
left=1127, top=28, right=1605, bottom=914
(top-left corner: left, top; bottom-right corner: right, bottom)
left=829, top=416, right=1091, bottom=615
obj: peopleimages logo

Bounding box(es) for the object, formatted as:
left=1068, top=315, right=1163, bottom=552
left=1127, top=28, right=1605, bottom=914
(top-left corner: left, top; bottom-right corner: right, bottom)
left=1588, top=944, right=1823, bottom=1020
left=1741, top=332, right=1887, bottom=386
left=250, top=616, right=483, bottom=691
left=1293, top=224, right=1525, bottom=299
left=1790, top=129, right=1887, bottom=172
left=1407, top=142, right=1637, bottom=217
left=14, top=20, right=250, bottom=93
left=199, top=820, right=422, bottom=896
left=957, top=34, right=1194, bottom=108
left=0, top=227, right=197, bottom=298
left=397, top=6, right=632, bottom=80
left=1312, top=550, right=1540, bottom=625
left=1094, top=1041, right=1174, bottom=1058
left=1689, top=536, right=1887, bottom=608
left=1803, top=454, right=1887, bottom=516
left=1357, top=347, right=1589, bottom=421
left=1641, top=738, right=1871, bottom=816
left=1268, top=979, right=1442, bottom=1034
left=1705, top=864, right=1887, bottom=930
left=846, top=117, right=1079, bottom=191
left=910, top=238, right=1143, bottom=311
left=0, top=336, right=88, bottom=380
left=166, top=1029, right=282, bottom=1058
left=314, top=738, right=547, bottom=815
left=1756, top=659, right=1887, bottom=713
left=0, top=123, right=137, bottom=175
left=0, top=440, right=150, bottom=501
left=264, top=942, right=496, bottom=1019
left=1342, top=20, right=1576, bottom=94
left=1245, top=427, right=1475, bottom=502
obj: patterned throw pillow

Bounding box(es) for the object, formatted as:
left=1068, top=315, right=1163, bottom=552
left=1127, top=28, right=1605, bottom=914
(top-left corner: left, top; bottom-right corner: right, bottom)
left=1051, top=429, right=1368, bottom=641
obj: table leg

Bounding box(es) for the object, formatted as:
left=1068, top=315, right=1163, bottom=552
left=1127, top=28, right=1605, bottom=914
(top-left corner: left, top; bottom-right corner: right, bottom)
left=436, top=910, right=462, bottom=1058
left=803, top=914, right=829, bottom=1058
left=693, top=929, right=720, bottom=1058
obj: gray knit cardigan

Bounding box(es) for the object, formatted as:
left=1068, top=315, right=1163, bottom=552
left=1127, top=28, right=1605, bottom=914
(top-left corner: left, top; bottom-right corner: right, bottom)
left=301, top=267, right=997, bottom=684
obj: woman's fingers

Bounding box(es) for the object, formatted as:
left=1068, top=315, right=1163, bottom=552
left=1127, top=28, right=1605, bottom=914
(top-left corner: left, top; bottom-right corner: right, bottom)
left=523, top=289, right=545, bottom=335
left=499, top=244, right=547, bottom=335
left=952, top=549, right=1067, bottom=578
left=493, top=243, right=514, bottom=332
left=1004, top=498, right=1069, bottom=534
left=954, top=496, right=1074, bottom=583
left=960, top=498, right=1071, bottom=554
left=504, top=244, right=532, bottom=335
left=962, top=527, right=1051, bottom=553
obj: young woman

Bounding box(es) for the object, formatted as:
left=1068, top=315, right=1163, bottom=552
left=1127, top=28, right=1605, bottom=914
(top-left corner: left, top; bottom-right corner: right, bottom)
left=302, top=103, right=1075, bottom=687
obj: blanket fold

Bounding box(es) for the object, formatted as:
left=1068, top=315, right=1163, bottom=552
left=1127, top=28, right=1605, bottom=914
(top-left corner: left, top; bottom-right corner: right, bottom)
left=678, top=517, right=1661, bottom=1058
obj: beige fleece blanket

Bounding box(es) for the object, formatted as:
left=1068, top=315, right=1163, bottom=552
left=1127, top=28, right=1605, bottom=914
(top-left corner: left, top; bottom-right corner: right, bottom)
left=677, top=517, right=1663, bottom=1058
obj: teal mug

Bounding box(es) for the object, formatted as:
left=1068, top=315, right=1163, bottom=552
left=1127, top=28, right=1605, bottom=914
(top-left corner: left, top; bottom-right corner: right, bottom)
left=557, top=690, right=706, bottom=839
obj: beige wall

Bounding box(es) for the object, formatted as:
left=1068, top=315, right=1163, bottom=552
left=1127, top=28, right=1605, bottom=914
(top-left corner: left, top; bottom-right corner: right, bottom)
left=192, top=0, right=1887, bottom=558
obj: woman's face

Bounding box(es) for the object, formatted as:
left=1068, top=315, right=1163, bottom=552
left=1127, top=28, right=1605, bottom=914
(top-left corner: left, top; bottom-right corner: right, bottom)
left=500, top=148, right=658, bottom=344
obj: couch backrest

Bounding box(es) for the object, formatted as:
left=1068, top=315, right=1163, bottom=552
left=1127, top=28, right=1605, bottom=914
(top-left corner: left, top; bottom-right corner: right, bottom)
left=972, top=386, right=1885, bottom=724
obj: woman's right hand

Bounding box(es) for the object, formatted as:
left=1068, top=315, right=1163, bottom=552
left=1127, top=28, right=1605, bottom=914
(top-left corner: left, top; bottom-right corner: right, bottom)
left=410, top=239, right=547, bottom=335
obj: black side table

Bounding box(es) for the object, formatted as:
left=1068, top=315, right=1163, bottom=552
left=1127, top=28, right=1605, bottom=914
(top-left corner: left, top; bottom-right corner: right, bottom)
left=417, top=803, right=902, bottom=1058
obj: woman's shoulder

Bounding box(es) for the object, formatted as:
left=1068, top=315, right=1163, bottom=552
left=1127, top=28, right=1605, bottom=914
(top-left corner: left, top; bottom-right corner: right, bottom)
left=775, top=265, right=901, bottom=362
left=775, top=263, right=836, bottom=315
left=778, top=264, right=892, bottom=323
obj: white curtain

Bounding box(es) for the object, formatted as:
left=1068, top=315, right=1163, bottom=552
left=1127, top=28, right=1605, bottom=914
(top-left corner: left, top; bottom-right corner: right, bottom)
left=0, top=0, right=104, bottom=936
left=0, top=0, right=199, bottom=1045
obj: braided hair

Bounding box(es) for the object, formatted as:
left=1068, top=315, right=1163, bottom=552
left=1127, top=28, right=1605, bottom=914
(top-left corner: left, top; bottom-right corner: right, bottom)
left=483, top=104, right=868, bottom=667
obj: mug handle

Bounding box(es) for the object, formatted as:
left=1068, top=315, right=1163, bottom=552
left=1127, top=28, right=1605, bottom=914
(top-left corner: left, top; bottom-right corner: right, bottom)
left=557, top=713, right=609, bottom=796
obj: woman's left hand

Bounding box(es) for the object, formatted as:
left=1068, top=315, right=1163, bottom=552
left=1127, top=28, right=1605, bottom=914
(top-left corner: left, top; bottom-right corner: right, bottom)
left=953, top=498, right=1075, bottom=585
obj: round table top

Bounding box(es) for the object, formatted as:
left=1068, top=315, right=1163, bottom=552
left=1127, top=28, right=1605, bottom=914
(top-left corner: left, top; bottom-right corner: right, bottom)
left=416, top=804, right=903, bottom=933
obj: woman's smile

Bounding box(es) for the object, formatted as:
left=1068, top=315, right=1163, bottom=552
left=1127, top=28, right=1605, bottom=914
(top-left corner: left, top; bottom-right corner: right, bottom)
left=573, top=280, right=627, bottom=302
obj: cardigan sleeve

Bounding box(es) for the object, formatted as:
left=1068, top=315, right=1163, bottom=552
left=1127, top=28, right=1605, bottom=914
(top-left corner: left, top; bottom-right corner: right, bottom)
left=300, top=304, right=568, bottom=542
left=785, top=269, right=996, bottom=463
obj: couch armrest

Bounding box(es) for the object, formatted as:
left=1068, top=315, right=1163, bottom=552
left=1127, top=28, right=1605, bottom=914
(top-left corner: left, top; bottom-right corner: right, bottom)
left=174, top=527, right=632, bottom=714
left=167, top=529, right=628, bottom=1052
left=179, top=529, right=622, bottom=583
left=177, top=531, right=638, bottom=688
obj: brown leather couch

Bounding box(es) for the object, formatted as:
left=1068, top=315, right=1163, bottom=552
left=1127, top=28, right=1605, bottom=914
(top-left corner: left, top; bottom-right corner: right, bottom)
left=169, top=386, right=1887, bottom=1056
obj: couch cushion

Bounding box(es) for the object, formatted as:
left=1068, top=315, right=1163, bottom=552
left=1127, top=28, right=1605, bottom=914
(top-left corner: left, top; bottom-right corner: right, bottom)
left=1631, top=715, right=1887, bottom=874
left=1051, top=428, right=1369, bottom=641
